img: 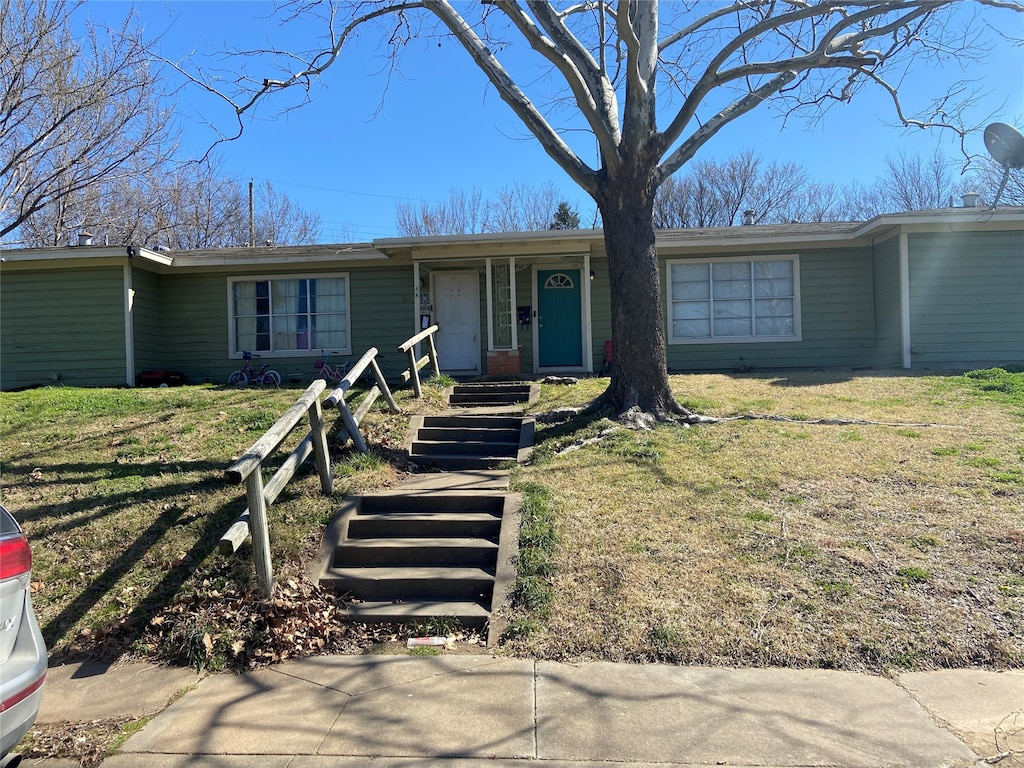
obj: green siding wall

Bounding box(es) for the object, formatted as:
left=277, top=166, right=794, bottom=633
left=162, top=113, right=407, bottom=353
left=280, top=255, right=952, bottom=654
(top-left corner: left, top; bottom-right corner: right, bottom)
left=663, top=247, right=878, bottom=372
left=158, top=264, right=415, bottom=384
left=1, top=266, right=127, bottom=389
left=872, top=237, right=902, bottom=367
left=909, top=231, right=1024, bottom=369
left=590, top=260, right=612, bottom=372
left=131, top=267, right=164, bottom=377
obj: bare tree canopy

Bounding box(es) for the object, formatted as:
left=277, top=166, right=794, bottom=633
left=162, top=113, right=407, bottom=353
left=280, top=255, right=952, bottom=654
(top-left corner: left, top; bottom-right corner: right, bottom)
left=654, top=149, right=844, bottom=227
left=181, top=0, right=1023, bottom=418
left=21, top=158, right=323, bottom=249
left=0, top=0, right=175, bottom=241
left=395, top=182, right=576, bottom=235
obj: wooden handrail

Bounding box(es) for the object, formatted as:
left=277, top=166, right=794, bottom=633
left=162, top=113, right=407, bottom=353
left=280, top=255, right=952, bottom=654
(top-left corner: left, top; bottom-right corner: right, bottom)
left=220, top=379, right=333, bottom=597
left=220, top=346, right=402, bottom=595
left=398, top=324, right=440, bottom=398
left=224, top=380, right=326, bottom=485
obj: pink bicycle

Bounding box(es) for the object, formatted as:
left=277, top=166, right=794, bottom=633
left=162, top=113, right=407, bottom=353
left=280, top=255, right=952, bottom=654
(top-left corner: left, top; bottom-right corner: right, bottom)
left=312, top=350, right=349, bottom=384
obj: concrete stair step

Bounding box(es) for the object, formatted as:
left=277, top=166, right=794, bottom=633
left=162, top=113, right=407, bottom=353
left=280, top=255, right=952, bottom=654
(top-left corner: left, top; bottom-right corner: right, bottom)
left=320, top=565, right=495, bottom=601
left=449, top=393, right=529, bottom=405
left=342, top=600, right=492, bottom=626
left=412, top=440, right=519, bottom=457
left=332, top=537, right=499, bottom=567
left=422, top=415, right=524, bottom=429
left=358, top=494, right=507, bottom=515
left=417, top=427, right=522, bottom=442
left=347, top=512, right=502, bottom=539
left=453, top=383, right=531, bottom=392
left=409, top=454, right=514, bottom=470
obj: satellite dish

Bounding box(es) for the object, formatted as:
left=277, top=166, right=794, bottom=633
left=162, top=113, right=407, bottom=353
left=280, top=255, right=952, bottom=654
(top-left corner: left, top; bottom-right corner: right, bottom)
left=982, top=122, right=1024, bottom=207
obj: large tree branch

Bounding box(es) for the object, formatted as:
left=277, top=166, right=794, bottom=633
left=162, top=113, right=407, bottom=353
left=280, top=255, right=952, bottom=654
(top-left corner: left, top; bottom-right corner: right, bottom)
left=492, top=0, right=621, bottom=173
left=618, top=0, right=659, bottom=154
left=656, top=71, right=798, bottom=185
left=657, top=1, right=963, bottom=164
left=428, top=1, right=597, bottom=192
left=658, top=0, right=772, bottom=53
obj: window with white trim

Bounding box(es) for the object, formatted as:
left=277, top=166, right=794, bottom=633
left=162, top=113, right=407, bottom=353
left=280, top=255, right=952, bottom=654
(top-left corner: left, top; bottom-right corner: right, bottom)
left=667, top=257, right=800, bottom=343
left=229, top=274, right=350, bottom=355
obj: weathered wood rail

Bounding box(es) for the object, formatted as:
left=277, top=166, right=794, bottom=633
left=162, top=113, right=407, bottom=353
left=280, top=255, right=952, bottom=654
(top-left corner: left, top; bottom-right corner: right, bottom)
left=323, top=346, right=399, bottom=453
left=220, top=347, right=401, bottom=596
left=221, top=379, right=332, bottom=596
left=398, top=325, right=440, bottom=399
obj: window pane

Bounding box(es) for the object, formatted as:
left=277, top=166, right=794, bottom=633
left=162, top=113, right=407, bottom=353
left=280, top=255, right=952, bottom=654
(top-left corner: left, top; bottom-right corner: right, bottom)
left=312, top=315, right=348, bottom=349
left=235, top=317, right=257, bottom=351
left=233, top=282, right=256, bottom=315
left=714, top=299, right=751, bottom=336
left=713, top=263, right=751, bottom=302
left=755, top=298, right=794, bottom=336
left=673, top=301, right=709, bottom=320
left=671, top=263, right=709, bottom=301
left=273, top=315, right=304, bottom=351
left=755, top=298, right=793, bottom=318
left=272, top=280, right=302, bottom=313
left=313, top=278, right=347, bottom=313
left=754, top=262, right=794, bottom=298
left=756, top=315, right=795, bottom=336
left=674, top=318, right=710, bottom=337
left=713, top=262, right=750, bottom=281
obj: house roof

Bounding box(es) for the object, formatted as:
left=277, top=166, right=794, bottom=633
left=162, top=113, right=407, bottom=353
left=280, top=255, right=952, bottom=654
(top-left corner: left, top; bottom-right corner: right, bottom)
left=167, top=242, right=384, bottom=267
left=2, top=207, right=1020, bottom=268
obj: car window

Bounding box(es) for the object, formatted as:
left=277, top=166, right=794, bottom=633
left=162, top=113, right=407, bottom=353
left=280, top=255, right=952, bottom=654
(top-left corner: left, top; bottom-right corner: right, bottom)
left=0, top=505, right=21, bottom=537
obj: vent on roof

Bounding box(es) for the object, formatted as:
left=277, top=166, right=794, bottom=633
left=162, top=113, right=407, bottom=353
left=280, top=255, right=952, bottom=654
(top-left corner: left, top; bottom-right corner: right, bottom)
left=961, top=191, right=980, bottom=208
left=742, top=209, right=756, bottom=225
left=78, top=231, right=94, bottom=246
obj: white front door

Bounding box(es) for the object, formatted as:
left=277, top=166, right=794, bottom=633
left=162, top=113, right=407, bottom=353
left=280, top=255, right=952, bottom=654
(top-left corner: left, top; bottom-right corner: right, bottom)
left=433, top=271, right=480, bottom=372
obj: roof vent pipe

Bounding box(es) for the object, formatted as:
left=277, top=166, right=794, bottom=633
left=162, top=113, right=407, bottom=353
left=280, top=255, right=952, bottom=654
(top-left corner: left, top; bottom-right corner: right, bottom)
left=742, top=209, right=756, bottom=225
left=78, top=231, right=94, bottom=246
left=961, top=191, right=980, bottom=208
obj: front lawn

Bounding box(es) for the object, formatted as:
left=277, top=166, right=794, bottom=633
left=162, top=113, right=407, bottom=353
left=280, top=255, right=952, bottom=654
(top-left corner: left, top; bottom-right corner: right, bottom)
left=1, top=369, right=1020, bottom=672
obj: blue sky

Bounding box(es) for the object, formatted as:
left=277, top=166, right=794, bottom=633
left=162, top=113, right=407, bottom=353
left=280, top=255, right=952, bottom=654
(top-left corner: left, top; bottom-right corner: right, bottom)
left=81, top=1, right=1024, bottom=241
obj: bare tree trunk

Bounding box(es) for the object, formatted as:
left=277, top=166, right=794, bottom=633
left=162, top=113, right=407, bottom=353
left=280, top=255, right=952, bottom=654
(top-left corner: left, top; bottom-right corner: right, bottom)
left=596, top=173, right=691, bottom=420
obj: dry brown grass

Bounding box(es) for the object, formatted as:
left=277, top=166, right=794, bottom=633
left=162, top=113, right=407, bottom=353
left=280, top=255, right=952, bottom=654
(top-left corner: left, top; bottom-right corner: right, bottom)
left=1, top=370, right=1020, bottom=674
left=507, top=370, right=1023, bottom=672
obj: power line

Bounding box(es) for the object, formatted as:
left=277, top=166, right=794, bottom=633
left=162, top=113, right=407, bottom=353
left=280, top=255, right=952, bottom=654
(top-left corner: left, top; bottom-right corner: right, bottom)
left=254, top=177, right=446, bottom=206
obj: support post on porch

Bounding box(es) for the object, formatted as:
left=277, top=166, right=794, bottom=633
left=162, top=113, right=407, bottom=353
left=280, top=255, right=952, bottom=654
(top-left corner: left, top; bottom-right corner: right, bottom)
left=485, top=258, right=494, bottom=352
left=510, top=257, right=518, bottom=351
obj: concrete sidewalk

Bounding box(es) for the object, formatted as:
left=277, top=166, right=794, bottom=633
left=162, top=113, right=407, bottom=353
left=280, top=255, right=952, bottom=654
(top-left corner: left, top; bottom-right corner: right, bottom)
left=24, top=655, right=1023, bottom=767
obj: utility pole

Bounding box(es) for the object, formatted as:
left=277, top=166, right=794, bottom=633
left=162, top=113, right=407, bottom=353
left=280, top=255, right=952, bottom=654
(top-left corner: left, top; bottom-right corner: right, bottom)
left=248, top=179, right=255, bottom=246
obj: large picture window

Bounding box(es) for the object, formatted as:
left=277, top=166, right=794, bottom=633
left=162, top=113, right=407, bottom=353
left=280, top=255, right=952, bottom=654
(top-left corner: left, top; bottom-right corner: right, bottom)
left=229, top=274, right=350, bottom=356
left=667, top=257, right=800, bottom=343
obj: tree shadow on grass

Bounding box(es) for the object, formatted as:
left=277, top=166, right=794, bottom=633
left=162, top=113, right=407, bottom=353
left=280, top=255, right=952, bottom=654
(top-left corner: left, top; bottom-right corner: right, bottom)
left=42, top=487, right=247, bottom=663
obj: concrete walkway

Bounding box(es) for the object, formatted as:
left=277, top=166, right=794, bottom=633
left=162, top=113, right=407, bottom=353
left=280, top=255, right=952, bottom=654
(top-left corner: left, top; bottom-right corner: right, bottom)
left=26, top=655, right=1023, bottom=767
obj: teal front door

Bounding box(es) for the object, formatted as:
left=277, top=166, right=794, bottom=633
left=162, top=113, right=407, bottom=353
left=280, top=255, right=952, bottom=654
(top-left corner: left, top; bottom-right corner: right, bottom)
left=538, top=269, right=582, bottom=367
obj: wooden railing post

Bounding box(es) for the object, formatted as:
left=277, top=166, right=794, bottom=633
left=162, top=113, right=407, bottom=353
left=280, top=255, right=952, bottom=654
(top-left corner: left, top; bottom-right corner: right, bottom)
left=427, top=331, right=440, bottom=378
left=370, top=357, right=399, bottom=413
left=409, top=349, right=423, bottom=399
left=398, top=325, right=440, bottom=398
left=307, top=396, right=332, bottom=493
left=245, top=467, right=274, bottom=597
left=336, top=390, right=368, bottom=453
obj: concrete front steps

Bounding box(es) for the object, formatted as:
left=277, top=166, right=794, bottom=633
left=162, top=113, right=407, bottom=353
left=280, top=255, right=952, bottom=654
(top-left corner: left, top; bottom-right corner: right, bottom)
left=446, top=381, right=539, bottom=408
left=317, top=491, right=520, bottom=639
left=407, top=414, right=534, bottom=470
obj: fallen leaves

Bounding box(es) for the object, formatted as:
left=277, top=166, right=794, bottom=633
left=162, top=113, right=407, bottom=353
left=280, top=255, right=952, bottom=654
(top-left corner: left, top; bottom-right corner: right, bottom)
left=22, top=716, right=136, bottom=767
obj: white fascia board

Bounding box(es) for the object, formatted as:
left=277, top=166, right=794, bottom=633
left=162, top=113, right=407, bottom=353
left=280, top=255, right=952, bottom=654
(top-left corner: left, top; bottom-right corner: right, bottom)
left=169, top=251, right=389, bottom=268
left=376, top=228, right=604, bottom=251
left=853, top=208, right=1024, bottom=238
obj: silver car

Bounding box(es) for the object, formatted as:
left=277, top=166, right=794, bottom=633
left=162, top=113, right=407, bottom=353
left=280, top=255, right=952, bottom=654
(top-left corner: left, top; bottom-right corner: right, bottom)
left=0, top=504, right=47, bottom=765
